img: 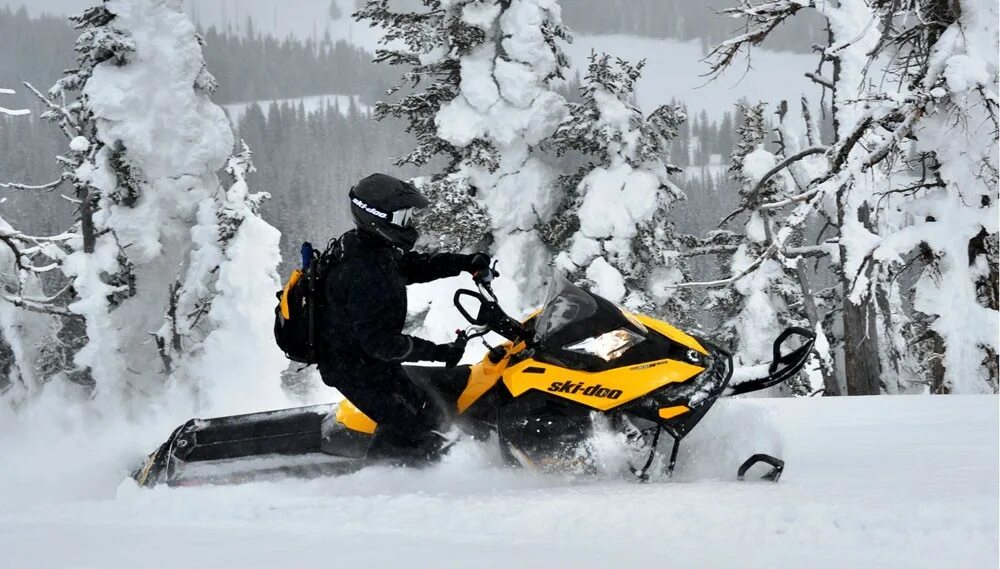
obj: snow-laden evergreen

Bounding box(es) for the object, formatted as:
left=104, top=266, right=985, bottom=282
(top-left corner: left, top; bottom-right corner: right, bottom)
left=0, top=88, right=61, bottom=402
left=357, top=0, right=571, bottom=327
left=180, top=146, right=289, bottom=415
left=550, top=53, right=689, bottom=318
left=1, top=1, right=286, bottom=411
left=705, top=102, right=826, bottom=396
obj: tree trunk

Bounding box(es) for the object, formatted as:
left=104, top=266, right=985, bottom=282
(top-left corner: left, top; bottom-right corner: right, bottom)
left=840, top=202, right=882, bottom=395
left=794, top=259, right=840, bottom=395
left=828, top=12, right=881, bottom=396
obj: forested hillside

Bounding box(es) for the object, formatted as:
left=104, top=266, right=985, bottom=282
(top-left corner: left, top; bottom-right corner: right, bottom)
left=1, top=6, right=815, bottom=275
left=562, top=0, right=826, bottom=53
left=0, top=6, right=394, bottom=105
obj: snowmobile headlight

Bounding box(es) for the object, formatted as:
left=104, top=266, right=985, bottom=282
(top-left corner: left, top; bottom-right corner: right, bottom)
left=564, top=328, right=645, bottom=361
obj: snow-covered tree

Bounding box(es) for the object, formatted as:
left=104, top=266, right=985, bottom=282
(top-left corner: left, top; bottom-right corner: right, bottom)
left=357, top=0, right=571, bottom=324
left=702, top=101, right=830, bottom=396
left=413, top=174, right=492, bottom=253
left=550, top=52, right=689, bottom=318
left=180, top=145, right=289, bottom=414
left=703, top=0, right=999, bottom=394
left=0, top=87, right=41, bottom=401
left=1, top=1, right=286, bottom=411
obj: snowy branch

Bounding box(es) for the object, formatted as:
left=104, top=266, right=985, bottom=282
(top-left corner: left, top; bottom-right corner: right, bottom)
left=718, top=146, right=828, bottom=225
left=23, top=82, right=80, bottom=139
left=804, top=72, right=834, bottom=89
left=703, top=0, right=817, bottom=78
left=753, top=146, right=828, bottom=199
left=0, top=292, right=73, bottom=316
left=0, top=87, right=29, bottom=116
left=0, top=176, right=69, bottom=192
left=673, top=243, right=780, bottom=288
left=680, top=244, right=741, bottom=258
left=759, top=187, right=821, bottom=210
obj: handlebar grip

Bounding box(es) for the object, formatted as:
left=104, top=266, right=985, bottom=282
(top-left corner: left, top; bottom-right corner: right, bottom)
left=454, top=289, right=482, bottom=325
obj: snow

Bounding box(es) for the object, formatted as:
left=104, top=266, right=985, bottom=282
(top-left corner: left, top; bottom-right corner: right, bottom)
left=585, top=256, right=626, bottom=303
left=741, top=147, right=777, bottom=186
left=461, top=1, right=502, bottom=31
left=0, top=395, right=995, bottom=568
left=577, top=164, right=659, bottom=240
left=69, top=135, right=90, bottom=152
left=183, top=151, right=291, bottom=416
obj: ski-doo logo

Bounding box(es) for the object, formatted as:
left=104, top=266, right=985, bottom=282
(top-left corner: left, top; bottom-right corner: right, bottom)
left=352, top=197, right=388, bottom=219
left=547, top=381, right=623, bottom=400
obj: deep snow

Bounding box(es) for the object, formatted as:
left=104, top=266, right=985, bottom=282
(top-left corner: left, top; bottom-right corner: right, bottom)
left=0, top=395, right=995, bottom=568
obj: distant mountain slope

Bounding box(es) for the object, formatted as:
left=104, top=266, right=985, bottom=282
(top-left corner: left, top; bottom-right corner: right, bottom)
left=568, top=35, right=819, bottom=120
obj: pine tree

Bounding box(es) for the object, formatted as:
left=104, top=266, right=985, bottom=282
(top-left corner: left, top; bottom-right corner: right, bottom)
left=550, top=53, right=689, bottom=318
left=357, top=0, right=571, bottom=321
left=1, top=1, right=285, bottom=409
left=711, top=102, right=820, bottom=396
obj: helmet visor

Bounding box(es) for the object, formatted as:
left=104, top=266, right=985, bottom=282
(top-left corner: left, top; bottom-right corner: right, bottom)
left=391, top=207, right=416, bottom=228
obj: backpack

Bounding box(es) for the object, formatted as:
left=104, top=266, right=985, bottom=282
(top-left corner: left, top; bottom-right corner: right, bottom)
left=273, top=238, right=343, bottom=364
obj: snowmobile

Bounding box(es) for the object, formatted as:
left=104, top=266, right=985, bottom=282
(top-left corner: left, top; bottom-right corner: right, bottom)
left=131, top=269, right=815, bottom=487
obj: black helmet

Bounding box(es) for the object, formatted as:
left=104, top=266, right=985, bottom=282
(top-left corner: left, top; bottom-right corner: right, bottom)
left=349, top=173, right=430, bottom=251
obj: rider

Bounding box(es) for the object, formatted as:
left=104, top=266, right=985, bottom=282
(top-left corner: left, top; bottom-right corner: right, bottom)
left=319, top=173, right=490, bottom=463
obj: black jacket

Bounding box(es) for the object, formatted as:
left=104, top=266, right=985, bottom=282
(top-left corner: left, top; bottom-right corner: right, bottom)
left=318, top=229, right=468, bottom=374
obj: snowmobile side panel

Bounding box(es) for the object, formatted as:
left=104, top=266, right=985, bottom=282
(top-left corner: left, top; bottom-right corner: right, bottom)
left=457, top=341, right=526, bottom=412
left=335, top=401, right=377, bottom=434
left=502, top=357, right=705, bottom=411
left=635, top=315, right=708, bottom=356
left=334, top=365, right=473, bottom=435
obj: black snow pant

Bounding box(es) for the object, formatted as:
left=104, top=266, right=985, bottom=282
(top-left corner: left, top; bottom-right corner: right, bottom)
left=319, top=361, right=448, bottom=463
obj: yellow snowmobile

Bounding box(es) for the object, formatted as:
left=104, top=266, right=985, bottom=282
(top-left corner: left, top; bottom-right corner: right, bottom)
left=132, top=270, right=814, bottom=487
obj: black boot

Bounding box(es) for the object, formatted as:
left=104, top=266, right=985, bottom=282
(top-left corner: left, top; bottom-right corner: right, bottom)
left=366, top=427, right=450, bottom=467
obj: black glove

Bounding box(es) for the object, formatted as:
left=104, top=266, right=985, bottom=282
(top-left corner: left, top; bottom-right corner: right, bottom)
left=434, top=337, right=467, bottom=368
left=466, top=252, right=491, bottom=274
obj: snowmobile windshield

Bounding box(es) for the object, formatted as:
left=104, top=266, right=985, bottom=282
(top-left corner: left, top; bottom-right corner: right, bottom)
left=533, top=274, right=599, bottom=343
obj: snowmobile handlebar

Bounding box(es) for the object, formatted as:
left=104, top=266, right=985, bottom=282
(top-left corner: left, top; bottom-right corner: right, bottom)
left=472, top=260, right=499, bottom=286
left=454, top=266, right=531, bottom=345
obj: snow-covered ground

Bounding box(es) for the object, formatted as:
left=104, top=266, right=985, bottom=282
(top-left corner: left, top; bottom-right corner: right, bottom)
left=0, top=395, right=995, bottom=568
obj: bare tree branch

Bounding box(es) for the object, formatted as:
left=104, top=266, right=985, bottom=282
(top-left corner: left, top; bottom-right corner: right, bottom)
left=805, top=72, right=834, bottom=89
left=752, top=145, right=828, bottom=198
left=674, top=243, right=780, bottom=288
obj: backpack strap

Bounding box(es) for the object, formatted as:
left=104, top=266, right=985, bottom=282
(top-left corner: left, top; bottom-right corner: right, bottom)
left=321, top=235, right=345, bottom=265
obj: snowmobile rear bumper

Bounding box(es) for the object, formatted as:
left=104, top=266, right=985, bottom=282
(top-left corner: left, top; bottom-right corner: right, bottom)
left=132, top=404, right=371, bottom=487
